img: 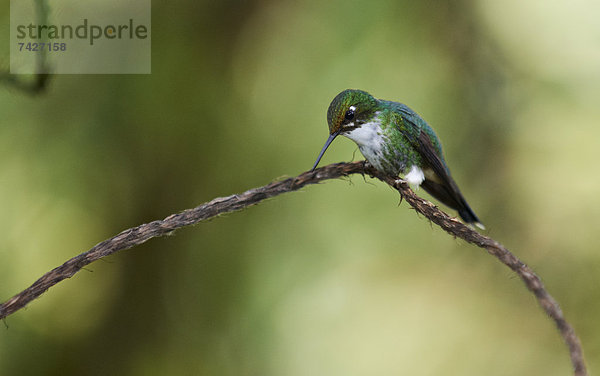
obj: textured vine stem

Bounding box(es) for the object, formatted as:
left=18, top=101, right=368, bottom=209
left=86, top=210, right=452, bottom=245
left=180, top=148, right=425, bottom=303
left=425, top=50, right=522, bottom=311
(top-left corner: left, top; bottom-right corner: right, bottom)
left=366, top=165, right=587, bottom=376
left=0, top=161, right=586, bottom=375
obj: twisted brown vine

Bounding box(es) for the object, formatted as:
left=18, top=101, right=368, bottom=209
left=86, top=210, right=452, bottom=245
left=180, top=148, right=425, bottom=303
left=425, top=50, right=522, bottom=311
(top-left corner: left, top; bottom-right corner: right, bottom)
left=0, top=161, right=586, bottom=376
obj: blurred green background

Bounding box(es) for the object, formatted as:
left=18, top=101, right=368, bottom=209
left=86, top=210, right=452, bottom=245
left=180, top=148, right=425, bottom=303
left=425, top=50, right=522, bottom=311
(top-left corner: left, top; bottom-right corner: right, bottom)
left=1, top=0, right=599, bottom=375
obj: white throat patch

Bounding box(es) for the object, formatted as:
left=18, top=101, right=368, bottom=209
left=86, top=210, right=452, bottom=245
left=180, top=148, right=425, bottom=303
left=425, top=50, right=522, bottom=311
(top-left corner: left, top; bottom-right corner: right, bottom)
left=343, top=116, right=387, bottom=171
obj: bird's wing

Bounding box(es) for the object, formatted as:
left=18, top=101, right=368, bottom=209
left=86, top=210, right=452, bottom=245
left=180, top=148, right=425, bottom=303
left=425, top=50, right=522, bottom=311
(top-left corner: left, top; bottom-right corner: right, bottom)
left=414, top=128, right=467, bottom=210
left=392, top=106, right=452, bottom=186
left=387, top=104, right=482, bottom=226
left=395, top=107, right=480, bottom=221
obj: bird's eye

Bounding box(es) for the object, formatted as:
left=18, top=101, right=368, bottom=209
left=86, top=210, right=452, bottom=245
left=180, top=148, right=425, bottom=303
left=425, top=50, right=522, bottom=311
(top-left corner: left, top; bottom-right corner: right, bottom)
left=344, top=107, right=356, bottom=121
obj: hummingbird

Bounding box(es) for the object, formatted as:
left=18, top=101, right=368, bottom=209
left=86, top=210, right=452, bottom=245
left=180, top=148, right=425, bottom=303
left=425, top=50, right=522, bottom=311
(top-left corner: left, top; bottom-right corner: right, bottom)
left=312, top=89, right=484, bottom=229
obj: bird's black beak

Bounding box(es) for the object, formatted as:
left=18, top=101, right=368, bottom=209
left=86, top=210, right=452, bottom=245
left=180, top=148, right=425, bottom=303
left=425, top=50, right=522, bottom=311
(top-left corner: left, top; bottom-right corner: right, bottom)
left=311, top=131, right=339, bottom=171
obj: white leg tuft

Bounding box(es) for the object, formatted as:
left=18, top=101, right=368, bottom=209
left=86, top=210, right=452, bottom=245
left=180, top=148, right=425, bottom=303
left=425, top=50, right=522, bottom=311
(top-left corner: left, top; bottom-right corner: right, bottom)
left=405, top=165, right=425, bottom=186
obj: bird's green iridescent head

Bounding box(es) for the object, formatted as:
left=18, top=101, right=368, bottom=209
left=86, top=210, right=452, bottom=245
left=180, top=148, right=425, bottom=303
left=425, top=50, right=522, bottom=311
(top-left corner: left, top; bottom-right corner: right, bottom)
left=326, top=89, right=379, bottom=135
left=312, top=89, right=379, bottom=170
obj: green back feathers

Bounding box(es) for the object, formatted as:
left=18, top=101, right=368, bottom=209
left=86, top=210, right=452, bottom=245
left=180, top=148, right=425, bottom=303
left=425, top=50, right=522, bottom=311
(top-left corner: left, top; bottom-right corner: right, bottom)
left=379, top=99, right=445, bottom=162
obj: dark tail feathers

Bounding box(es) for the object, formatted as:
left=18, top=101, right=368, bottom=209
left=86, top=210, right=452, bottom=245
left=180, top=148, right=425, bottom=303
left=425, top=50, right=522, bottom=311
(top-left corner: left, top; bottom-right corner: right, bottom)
left=421, top=179, right=484, bottom=229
